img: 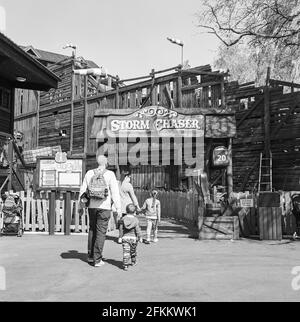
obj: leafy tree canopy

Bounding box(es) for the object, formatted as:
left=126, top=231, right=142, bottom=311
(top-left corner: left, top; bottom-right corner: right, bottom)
left=197, top=0, right=300, bottom=84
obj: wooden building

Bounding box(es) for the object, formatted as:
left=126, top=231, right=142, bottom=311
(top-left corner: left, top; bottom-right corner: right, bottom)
left=0, top=32, right=59, bottom=192
left=227, top=76, right=300, bottom=192
left=14, top=61, right=236, bottom=194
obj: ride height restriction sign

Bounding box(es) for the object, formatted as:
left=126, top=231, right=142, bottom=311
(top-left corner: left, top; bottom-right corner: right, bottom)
left=212, top=146, right=229, bottom=167
left=37, top=153, right=85, bottom=191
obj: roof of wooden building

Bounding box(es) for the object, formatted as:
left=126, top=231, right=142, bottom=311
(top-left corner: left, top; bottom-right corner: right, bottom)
left=21, top=45, right=99, bottom=68
left=0, top=32, right=60, bottom=91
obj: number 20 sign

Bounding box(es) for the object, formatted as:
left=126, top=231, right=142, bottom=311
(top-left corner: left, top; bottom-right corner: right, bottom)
left=213, top=146, right=229, bottom=167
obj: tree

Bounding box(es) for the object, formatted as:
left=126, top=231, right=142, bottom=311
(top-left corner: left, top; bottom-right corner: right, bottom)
left=197, top=0, right=300, bottom=84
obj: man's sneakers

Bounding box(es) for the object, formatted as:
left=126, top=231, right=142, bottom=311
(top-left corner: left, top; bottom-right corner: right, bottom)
left=94, top=260, right=105, bottom=267
left=117, top=238, right=122, bottom=244
left=153, top=238, right=159, bottom=243
left=123, top=265, right=128, bottom=271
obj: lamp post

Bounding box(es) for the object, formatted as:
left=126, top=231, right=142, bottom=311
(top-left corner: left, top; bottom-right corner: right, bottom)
left=167, top=37, right=184, bottom=66
left=63, top=43, right=77, bottom=154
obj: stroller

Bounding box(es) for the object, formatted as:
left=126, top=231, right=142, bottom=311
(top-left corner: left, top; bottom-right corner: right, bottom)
left=0, top=193, right=23, bottom=237
left=291, top=194, right=300, bottom=240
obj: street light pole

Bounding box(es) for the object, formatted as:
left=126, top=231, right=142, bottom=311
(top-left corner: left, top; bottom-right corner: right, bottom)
left=167, top=37, right=184, bottom=66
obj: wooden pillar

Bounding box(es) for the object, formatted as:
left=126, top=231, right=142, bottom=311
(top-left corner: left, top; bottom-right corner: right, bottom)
left=264, top=67, right=271, bottom=158
left=115, top=76, right=120, bottom=109
left=177, top=66, right=183, bottom=108
left=64, top=191, right=72, bottom=235
left=227, top=138, right=233, bottom=195
left=84, top=75, right=88, bottom=154
left=150, top=69, right=156, bottom=105
left=70, top=58, right=75, bottom=154
left=7, top=139, right=13, bottom=191
left=48, top=190, right=56, bottom=235
left=36, top=91, right=40, bottom=147
left=220, top=76, right=225, bottom=108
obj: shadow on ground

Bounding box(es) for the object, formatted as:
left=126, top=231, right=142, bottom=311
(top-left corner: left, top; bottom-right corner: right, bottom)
left=60, top=250, right=124, bottom=269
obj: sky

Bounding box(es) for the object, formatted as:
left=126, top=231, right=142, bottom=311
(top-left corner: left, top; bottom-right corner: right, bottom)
left=0, top=0, right=220, bottom=79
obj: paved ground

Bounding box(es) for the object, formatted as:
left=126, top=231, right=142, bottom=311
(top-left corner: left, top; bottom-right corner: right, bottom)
left=1, top=216, right=300, bottom=302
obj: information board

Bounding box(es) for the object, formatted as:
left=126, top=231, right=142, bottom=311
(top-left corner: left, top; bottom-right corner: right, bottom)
left=37, top=156, right=84, bottom=190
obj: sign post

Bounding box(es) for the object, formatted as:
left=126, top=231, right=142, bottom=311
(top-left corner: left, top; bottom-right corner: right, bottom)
left=64, top=191, right=72, bottom=235
left=37, top=153, right=85, bottom=235
left=48, top=190, right=56, bottom=235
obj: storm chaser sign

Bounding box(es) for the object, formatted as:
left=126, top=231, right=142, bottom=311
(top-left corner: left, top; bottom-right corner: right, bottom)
left=106, top=106, right=204, bottom=137
left=91, top=106, right=207, bottom=171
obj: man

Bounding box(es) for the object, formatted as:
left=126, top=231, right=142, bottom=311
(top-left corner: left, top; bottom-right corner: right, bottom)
left=79, top=155, right=121, bottom=267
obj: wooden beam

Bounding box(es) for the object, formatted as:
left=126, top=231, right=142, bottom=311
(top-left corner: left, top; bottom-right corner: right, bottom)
left=237, top=96, right=264, bottom=128
left=177, top=66, right=183, bottom=108
left=115, top=76, right=120, bottom=109
left=264, top=67, right=271, bottom=158
left=270, top=78, right=300, bottom=89
left=210, top=168, right=226, bottom=188
left=181, top=69, right=226, bottom=76
left=70, top=59, right=75, bottom=154
left=7, top=140, right=13, bottom=191
left=84, top=75, right=88, bottom=154
left=164, top=84, right=175, bottom=109
left=182, top=80, right=222, bottom=92
left=36, top=91, right=40, bottom=147
left=227, top=138, right=233, bottom=194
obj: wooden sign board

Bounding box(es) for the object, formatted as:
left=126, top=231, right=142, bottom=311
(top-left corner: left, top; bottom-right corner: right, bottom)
left=240, top=198, right=254, bottom=208
left=37, top=156, right=85, bottom=191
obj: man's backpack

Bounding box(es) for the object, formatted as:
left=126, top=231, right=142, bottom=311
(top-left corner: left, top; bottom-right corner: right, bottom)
left=88, top=169, right=109, bottom=200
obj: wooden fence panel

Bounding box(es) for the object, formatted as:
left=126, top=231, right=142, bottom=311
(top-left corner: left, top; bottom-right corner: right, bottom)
left=135, top=190, right=199, bottom=224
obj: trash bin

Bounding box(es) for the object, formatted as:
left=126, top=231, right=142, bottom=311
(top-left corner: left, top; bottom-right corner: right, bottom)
left=258, top=192, right=282, bottom=240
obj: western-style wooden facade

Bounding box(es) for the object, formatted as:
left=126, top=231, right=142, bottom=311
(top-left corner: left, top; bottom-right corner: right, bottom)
left=0, top=33, right=59, bottom=193
left=12, top=44, right=300, bottom=194
left=14, top=60, right=236, bottom=195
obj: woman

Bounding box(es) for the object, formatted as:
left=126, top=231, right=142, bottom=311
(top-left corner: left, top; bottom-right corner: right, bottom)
left=117, top=170, right=140, bottom=243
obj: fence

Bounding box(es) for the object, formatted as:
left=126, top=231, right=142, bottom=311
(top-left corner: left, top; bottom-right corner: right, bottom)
left=136, top=189, right=199, bottom=225
left=0, top=189, right=116, bottom=233
left=231, top=191, right=300, bottom=238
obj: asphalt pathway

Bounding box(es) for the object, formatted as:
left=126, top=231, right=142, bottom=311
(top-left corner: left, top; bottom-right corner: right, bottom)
left=1, top=216, right=300, bottom=301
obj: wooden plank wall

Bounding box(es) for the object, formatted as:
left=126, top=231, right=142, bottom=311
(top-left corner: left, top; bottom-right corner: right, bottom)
left=14, top=89, right=38, bottom=116
left=39, top=108, right=70, bottom=151
left=40, top=63, right=73, bottom=107
left=228, top=81, right=300, bottom=192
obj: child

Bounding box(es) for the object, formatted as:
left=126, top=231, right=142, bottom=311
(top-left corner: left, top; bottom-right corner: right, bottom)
left=141, top=189, right=161, bottom=244
left=119, top=203, right=143, bottom=270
